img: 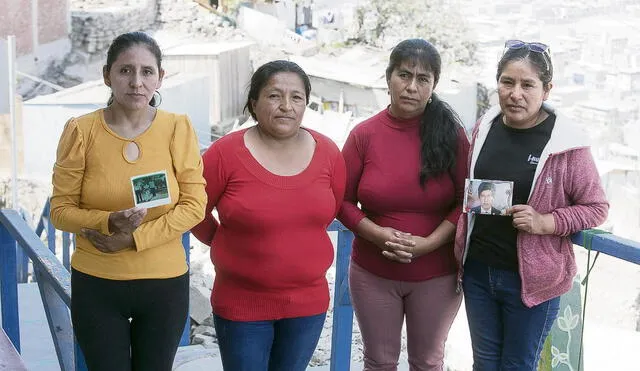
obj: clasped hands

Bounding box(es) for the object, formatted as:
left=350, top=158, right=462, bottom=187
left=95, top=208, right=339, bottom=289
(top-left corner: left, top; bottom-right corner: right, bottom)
left=375, top=227, right=431, bottom=264
left=80, top=207, right=147, bottom=254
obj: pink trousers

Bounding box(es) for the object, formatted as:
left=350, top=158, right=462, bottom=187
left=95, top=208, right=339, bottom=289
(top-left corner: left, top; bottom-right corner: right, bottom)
left=349, top=262, right=462, bottom=371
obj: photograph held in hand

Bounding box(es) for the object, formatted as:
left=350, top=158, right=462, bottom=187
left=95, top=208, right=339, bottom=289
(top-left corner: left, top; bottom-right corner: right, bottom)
left=464, top=179, right=513, bottom=216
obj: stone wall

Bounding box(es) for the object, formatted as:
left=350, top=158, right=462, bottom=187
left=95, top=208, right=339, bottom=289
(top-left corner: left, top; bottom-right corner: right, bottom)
left=157, top=0, right=236, bottom=39
left=70, top=0, right=157, bottom=56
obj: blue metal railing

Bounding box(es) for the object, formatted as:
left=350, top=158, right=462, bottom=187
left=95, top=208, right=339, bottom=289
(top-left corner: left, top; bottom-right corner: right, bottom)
left=34, top=201, right=72, bottom=272
left=0, top=205, right=358, bottom=370
left=15, top=201, right=73, bottom=285
left=0, top=203, right=191, bottom=371
left=0, top=208, right=81, bottom=370
left=3, top=200, right=639, bottom=370
left=327, top=220, right=354, bottom=371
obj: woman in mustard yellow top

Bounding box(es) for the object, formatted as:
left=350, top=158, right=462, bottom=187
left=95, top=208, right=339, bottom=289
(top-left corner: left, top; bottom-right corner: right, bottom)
left=50, top=32, right=206, bottom=371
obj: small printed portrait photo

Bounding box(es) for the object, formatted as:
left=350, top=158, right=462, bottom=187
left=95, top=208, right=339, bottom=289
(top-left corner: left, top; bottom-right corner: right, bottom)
left=130, top=170, right=171, bottom=208
left=463, top=179, right=514, bottom=216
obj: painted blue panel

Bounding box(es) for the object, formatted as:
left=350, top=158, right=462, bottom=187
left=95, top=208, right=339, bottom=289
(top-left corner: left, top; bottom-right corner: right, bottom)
left=0, top=224, right=20, bottom=352
left=330, top=227, right=354, bottom=371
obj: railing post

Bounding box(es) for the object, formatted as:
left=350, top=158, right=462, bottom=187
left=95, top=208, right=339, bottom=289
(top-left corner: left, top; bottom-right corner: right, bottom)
left=34, top=266, right=75, bottom=370
left=180, top=232, right=191, bottom=346
left=330, top=223, right=354, bottom=371
left=46, top=213, right=56, bottom=254
left=16, top=246, right=29, bottom=283
left=0, top=223, right=20, bottom=352
left=62, top=232, right=72, bottom=271
left=17, top=210, right=30, bottom=283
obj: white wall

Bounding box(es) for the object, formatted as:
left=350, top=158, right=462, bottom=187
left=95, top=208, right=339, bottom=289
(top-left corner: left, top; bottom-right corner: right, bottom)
left=21, top=74, right=211, bottom=180
left=437, top=81, right=478, bottom=132
left=22, top=103, right=99, bottom=181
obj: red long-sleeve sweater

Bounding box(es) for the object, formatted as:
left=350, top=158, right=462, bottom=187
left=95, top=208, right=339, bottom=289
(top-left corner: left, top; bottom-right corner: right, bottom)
left=338, top=109, right=469, bottom=281
left=192, top=128, right=346, bottom=321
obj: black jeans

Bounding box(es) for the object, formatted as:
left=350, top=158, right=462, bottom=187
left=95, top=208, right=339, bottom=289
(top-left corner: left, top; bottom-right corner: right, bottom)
left=71, top=268, right=189, bottom=371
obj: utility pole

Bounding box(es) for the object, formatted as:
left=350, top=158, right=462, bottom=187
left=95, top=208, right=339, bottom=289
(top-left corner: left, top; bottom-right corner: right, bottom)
left=7, top=36, right=18, bottom=210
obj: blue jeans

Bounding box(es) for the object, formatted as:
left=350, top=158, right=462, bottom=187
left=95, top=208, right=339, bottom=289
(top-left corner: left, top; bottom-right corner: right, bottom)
left=213, top=312, right=326, bottom=371
left=463, top=258, right=560, bottom=371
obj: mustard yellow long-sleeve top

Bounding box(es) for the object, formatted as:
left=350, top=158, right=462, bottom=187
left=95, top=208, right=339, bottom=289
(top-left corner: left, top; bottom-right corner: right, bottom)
left=50, top=109, right=206, bottom=280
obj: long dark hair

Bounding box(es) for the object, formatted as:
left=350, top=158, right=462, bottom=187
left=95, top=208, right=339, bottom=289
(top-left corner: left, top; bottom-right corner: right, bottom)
left=386, top=39, right=463, bottom=186
left=243, top=60, right=311, bottom=121
left=104, top=31, right=163, bottom=107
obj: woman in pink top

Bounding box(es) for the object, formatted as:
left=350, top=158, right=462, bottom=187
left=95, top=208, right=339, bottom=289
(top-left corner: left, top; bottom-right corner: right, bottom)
left=454, top=40, right=609, bottom=370
left=338, top=39, right=470, bottom=370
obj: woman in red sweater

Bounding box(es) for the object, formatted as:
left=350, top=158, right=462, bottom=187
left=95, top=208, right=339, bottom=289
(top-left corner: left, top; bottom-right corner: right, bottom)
left=338, top=39, right=470, bottom=370
left=191, top=60, right=346, bottom=371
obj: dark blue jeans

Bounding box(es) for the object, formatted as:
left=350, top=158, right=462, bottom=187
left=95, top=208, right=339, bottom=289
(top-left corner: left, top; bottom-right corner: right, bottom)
left=213, top=312, right=326, bottom=371
left=463, top=258, right=560, bottom=371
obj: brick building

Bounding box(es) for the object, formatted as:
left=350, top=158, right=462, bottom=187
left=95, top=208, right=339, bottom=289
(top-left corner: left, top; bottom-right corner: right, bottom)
left=0, top=0, right=70, bottom=71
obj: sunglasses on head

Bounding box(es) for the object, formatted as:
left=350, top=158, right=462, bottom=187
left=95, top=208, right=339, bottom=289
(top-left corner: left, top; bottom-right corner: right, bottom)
left=504, top=40, right=550, bottom=55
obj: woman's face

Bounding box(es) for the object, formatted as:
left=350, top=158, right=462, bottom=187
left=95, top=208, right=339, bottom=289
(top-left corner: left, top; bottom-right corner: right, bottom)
left=251, top=72, right=307, bottom=139
left=103, top=44, right=164, bottom=110
left=387, top=60, right=435, bottom=119
left=497, top=59, right=551, bottom=128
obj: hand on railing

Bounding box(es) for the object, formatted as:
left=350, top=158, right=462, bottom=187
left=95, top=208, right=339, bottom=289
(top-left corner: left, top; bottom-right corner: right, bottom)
left=108, top=207, right=147, bottom=233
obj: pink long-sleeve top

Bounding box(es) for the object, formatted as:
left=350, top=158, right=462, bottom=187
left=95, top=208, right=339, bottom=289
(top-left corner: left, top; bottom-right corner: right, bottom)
left=455, top=104, right=609, bottom=307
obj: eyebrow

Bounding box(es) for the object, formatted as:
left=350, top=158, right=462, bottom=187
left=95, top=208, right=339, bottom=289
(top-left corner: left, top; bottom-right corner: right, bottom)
left=118, top=64, right=156, bottom=69
left=500, top=75, right=537, bottom=83
left=264, top=87, right=305, bottom=95
left=398, top=68, right=431, bottom=78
